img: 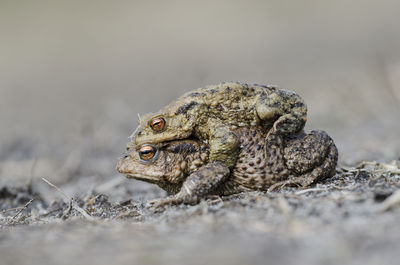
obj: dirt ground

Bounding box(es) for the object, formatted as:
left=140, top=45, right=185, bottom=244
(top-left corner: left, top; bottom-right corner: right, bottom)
left=1, top=1, right=400, bottom=265
left=1, top=162, right=400, bottom=265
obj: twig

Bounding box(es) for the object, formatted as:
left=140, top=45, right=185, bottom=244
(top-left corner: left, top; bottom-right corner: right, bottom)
left=332, top=184, right=359, bottom=191
left=2, top=206, right=27, bottom=213
left=26, top=158, right=38, bottom=193
left=356, top=161, right=400, bottom=174
left=9, top=198, right=35, bottom=223
left=356, top=161, right=377, bottom=169
left=377, top=190, right=400, bottom=212
left=42, top=178, right=71, bottom=200
left=61, top=200, right=73, bottom=220
left=41, top=178, right=95, bottom=222
left=116, top=210, right=141, bottom=220
left=39, top=207, right=63, bottom=218
left=295, top=187, right=327, bottom=195
left=71, top=202, right=95, bottom=221
left=354, top=169, right=361, bottom=179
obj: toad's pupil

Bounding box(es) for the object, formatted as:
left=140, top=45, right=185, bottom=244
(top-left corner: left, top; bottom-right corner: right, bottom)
left=150, top=117, right=165, bottom=131
left=139, top=146, right=156, bottom=160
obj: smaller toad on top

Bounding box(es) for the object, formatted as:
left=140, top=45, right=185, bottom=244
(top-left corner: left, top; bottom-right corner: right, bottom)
left=132, top=82, right=307, bottom=200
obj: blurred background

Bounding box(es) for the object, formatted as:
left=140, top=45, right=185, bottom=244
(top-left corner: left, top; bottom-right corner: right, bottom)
left=1, top=0, right=400, bottom=187
left=1, top=2, right=400, bottom=265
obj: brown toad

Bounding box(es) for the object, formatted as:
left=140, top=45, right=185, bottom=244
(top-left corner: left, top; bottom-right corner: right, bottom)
left=132, top=82, right=307, bottom=195
left=118, top=128, right=338, bottom=206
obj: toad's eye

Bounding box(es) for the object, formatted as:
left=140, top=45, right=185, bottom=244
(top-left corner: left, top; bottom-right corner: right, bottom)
left=138, top=145, right=158, bottom=161
left=150, top=117, right=166, bottom=132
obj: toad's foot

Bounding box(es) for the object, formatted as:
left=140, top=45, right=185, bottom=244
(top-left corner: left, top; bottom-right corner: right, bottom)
left=147, top=196, right=190, bottom=210
left=267, top=178, right=309, bottom=192
left=147, top=195, right=223, bottom=210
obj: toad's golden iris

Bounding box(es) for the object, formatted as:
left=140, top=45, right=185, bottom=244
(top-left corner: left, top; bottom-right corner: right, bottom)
left=149, top=117, right=166, bottom=132
left=138, top=145, right=157, bottom=161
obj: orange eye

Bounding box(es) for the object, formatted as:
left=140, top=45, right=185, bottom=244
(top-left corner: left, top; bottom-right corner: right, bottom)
left=150, top=117, right=166, bottom=132
left=138, top=145, right=157, bottom=161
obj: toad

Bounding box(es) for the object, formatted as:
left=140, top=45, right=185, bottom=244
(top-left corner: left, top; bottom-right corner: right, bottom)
left=132, top=82, right=308, bottom=194
left=118, top=128, right=338, bottom=206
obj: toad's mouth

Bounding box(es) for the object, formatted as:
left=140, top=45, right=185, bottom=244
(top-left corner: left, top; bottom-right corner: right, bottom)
left=124, top=173, right=160, bottom=184
left=135, top=131, right=193, bottom=146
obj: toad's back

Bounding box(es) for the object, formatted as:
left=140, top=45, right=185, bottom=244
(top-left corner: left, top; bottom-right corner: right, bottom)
left=216, top=127, right=338, bottom=195
left=163, top=82, right=281, bottom=128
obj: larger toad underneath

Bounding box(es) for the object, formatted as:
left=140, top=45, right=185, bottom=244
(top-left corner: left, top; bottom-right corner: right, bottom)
left=118, top=128, right=338, bottom=206
left=132, top=82, right=308, bottom=195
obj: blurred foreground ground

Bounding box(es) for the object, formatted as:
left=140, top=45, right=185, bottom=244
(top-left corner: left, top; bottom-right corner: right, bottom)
left=1, top=1, right=400, bottom=265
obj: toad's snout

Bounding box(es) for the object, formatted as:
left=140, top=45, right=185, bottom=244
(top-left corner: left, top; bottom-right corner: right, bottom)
left=116, top=155, right=132, bottom=174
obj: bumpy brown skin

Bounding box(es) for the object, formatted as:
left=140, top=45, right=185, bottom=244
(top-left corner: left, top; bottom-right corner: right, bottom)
left=132, top=82, right=308, bottom=198
left=118, top=128, right=338, bottom=206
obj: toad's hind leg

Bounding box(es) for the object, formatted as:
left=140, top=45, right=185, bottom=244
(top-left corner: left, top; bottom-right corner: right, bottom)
left=268, top=130, right=338, bottom=192
left=256, top=89, right=307, bottom=136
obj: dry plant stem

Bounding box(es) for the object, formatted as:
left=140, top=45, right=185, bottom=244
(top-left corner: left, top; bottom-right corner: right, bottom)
left=295, top=188, right=327, bottom=195
left=42, top=178, right=71, bottom=200
left=62, top=200, right=73, bottom=220
left=26, top=158, right=38, bottom=193
left=41, top=177, right=95, bottom=222
left=39, top=207, right=63, bottom=218
left=332, top=184, right=359, bottom=191
left=2, top=206, right=28, bottom=213
left=377, top=190, right=400, bottom=213
left=9, top=198, right=35, bottom=223
left=356, top=160, right=400, bottom=174
left=354, top=169, right=361, bottom=179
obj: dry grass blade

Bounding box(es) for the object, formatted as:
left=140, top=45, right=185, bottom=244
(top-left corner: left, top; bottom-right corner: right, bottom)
left=26, top=158, right=38, bottom=193
left=356, top=160, right=400, bottom=174
left=9, top=198, right=35, bottom=223
left=2, top=206, right=28, bottom=213
left=42, top=177, right=95, bottom=222
left=42, top=177, right=71, bottom=200
left=295, top=188, right=327, bottom=195
left=377, top=189, right=400, bottom=212
left=61, top=200, right=73, bottom=220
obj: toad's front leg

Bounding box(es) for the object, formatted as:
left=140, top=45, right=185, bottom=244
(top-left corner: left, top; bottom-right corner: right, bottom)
left=149, top=120, right=238, bottom=208
left=149, top=161, right=230, bottom=207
